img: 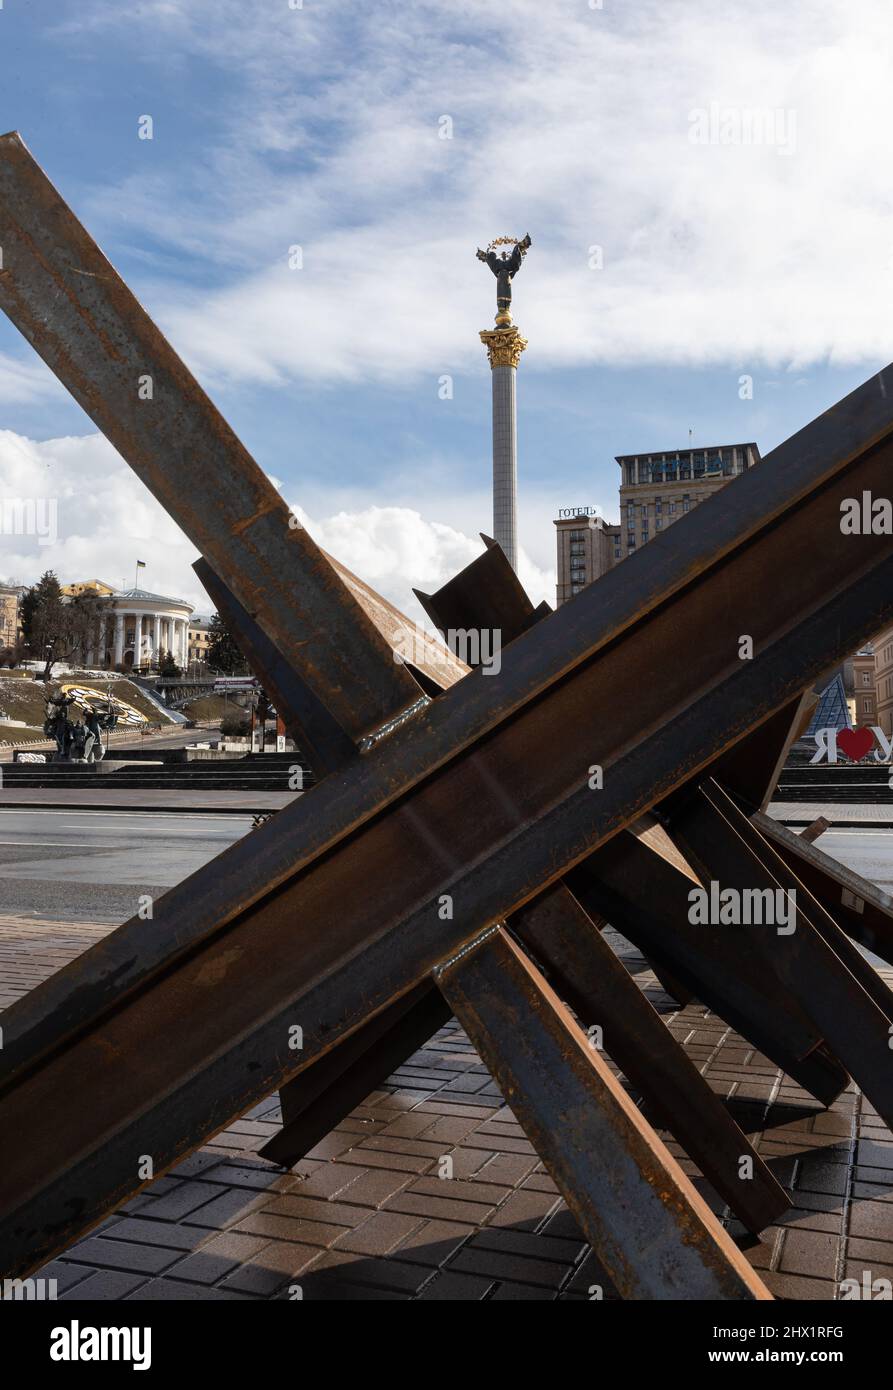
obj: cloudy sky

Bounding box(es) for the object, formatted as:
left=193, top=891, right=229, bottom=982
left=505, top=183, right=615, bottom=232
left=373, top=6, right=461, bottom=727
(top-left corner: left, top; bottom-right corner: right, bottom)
left=1, top=0, right=891, bottom=621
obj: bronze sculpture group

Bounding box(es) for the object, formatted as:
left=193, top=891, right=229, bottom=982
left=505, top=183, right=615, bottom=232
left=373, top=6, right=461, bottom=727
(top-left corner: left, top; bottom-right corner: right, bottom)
left=43, top=689, right=118, bottom=763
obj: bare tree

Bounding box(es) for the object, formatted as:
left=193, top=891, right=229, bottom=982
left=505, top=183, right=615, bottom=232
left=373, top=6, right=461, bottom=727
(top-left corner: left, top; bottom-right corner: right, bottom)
left=20, top=571, right=105, bottom=681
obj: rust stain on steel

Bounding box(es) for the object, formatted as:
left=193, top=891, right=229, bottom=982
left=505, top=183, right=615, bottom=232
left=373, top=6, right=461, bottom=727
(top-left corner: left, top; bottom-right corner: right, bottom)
left=194, top=948, right=244, bottom=989
left=230, top=500, right=284, bottom=535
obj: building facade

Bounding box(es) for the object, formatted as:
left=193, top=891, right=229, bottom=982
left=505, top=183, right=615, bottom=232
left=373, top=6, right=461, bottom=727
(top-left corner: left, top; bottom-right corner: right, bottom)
left=188, top=619, right=211, bottom=667
left=0, top=584, right=22, bottom=648
left=874, top=626, right=893, bottom=740
left=554, top=442, right=761, bottom=603
left=851, top=645, right=878, bottom=727
left=554, top=515, right=621, bottom=606
left=62, top=581, right=194, bottom=671
left=99, top=588, right=193, bottom=670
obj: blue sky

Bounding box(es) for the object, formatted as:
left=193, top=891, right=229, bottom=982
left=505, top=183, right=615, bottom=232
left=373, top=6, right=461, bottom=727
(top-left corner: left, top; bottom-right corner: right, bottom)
left=0, top=0, right=891, bottom=617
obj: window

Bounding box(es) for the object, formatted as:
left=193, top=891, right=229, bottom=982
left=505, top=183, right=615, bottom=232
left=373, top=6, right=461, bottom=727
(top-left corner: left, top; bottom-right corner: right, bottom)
left=656, top=519, right=663, bottom=529
left=683, top=501, right=690, bottom=513
left=569, top=529, right=584, bottom=542
left=864, top=698, right=874, bottom=714
left=862, top=672, right=872, bottom=687
left=641, top=530, right=649, bottom=542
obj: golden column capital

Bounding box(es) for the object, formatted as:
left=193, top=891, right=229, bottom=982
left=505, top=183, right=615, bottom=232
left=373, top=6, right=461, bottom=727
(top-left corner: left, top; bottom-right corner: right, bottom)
left=479, top=325, right=528, bottom=370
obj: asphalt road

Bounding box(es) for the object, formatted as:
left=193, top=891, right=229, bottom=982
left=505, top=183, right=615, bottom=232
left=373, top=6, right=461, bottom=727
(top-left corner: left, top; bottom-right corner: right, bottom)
left=0, top=810, right=891, bottom=929
left=819, top=829, right=893, bottom=897
left=0, top=807, right=249, bottom=923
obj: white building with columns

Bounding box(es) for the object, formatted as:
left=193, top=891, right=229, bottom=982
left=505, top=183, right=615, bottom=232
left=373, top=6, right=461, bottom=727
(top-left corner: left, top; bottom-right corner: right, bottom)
left=88, top=587, right=194, bottom=671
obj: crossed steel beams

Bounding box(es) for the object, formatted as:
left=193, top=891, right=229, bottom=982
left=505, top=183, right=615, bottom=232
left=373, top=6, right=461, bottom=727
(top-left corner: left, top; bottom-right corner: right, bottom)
left=0, top=137, right=893, bottom=1297
left=248, top=536, right=785, bottom=1244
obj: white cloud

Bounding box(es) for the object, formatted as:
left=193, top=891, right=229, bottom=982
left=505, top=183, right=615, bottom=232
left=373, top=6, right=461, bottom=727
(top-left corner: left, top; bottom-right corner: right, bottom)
left=289, top=502, right=554, bottom=627
left=0, top=430, right=553, bottom=627
left=0, top=430, right=200, bottom=603
left=53, top=0, right=893, bottom=386
left=0, top=352, right=69, bottom=406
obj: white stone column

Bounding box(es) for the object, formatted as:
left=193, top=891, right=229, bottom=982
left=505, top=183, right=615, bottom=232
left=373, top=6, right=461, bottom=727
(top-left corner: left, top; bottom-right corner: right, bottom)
left=178, top=619, right=187, bottom=667
left=113, top=612, right=125, bottom=667
left=153, top=615, right=161, bottom=664
left=133, top=614, right=143, bottom=670
left=479, top=325, right=527, bottom=575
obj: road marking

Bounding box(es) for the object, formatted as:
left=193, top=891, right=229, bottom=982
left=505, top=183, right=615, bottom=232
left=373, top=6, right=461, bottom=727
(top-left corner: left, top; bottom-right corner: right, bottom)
left=0, top=840, right=91, bottom=847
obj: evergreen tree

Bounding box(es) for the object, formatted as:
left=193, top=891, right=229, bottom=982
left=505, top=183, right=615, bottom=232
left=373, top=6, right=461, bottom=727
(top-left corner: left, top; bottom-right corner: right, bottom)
left=206, top=611, right=248, bottom=675
left=20, top=572, right=104, bottom=680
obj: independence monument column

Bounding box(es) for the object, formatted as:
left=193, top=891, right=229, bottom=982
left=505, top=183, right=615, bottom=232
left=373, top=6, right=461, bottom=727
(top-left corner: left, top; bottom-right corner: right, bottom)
left=476, top=234, right=531, bottom=574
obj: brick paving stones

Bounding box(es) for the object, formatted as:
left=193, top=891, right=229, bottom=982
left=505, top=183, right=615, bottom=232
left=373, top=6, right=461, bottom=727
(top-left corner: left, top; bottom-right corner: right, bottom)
left=5, top=913, right=893, bottom=1301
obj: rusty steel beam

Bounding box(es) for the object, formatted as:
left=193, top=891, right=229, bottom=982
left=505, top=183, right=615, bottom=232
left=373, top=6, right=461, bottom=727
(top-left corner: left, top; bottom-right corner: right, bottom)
left=414, top=533, right=550, bottom=647
left=0, top=131, right=423, bottom=742
left=569, top=825, right=850, bottom=1108
left=670, top=780, right=893, bottom=1130
left=756, top=813, right=893, bottom=967
left=418, top=546, right=694, bottom=1007
left=511, top=884, right=789, bottom=1234
left=418, top=543, right=783, bottom=1227
left=254, top=538, right=736, bottom=1214
left=2, top=377, right=893, bottom=1274
left=194, top=557, right=356, bottom=775
left=433, top=928, right=772, bottom=1301
left=259, top=987, right=452, bottom=1168
left=229, top=533, right=771, bottom=1249
left=707, top=692, right=817, bottom=814
left=196, top=549, right=465, bottom=1154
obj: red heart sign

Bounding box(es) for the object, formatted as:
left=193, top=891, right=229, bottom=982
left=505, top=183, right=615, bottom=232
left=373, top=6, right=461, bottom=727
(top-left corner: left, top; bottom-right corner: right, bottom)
left=837, top=726, right=876, bottom=761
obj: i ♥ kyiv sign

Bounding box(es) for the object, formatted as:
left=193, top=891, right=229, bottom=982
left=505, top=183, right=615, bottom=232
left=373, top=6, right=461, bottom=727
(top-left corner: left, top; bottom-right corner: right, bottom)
left=811, top=726, right=893, bottom=764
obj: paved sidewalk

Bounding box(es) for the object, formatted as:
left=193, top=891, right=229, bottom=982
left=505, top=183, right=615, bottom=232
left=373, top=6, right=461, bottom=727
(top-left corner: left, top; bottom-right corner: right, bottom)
left=3, top=917, right=892, bottom=1301
left=769, top=802, right=893, bottom=827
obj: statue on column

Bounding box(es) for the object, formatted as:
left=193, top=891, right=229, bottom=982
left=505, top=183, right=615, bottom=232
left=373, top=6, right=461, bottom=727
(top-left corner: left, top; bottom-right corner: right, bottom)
left=476, top=234, right=531, bottom=324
